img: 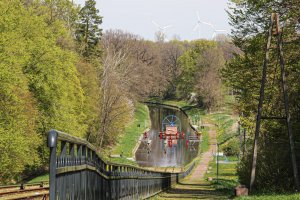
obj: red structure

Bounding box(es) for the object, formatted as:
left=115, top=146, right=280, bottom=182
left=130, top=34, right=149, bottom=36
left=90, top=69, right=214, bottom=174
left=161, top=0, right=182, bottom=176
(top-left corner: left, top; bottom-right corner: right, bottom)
left=168, top=139, right=173, bottom=147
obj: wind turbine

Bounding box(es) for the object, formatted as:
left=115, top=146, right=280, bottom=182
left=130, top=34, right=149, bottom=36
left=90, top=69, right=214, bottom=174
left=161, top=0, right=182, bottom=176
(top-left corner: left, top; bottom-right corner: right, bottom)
left=193, top=12, right=221, bottom=39
left=211, top=26, right=227, bottom=39
left=193, top=12, right=207, bottom=38
left=152, top=20, right=172, bottom=41
left=201, top=21, right=226, bottom=40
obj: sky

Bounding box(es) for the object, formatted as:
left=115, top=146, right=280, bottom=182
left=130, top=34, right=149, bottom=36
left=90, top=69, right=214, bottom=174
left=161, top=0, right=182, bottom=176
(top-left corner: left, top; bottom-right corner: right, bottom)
left=75, top=0, right=231, bottom=41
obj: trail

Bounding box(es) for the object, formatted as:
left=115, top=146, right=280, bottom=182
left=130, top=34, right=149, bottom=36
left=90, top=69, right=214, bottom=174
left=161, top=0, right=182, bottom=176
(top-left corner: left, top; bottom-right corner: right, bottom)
left=153, top=123, right=230, bottom=200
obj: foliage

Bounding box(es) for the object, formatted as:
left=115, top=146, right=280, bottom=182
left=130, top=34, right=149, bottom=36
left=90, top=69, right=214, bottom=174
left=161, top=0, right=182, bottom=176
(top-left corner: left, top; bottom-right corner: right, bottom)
left=175, top=40, right=233, bottom=111
left=177, top=40, right=216, bottom=99
left=223, top=0, right=300, bottom=191
left=0, top=0, right=88, bottom=183
left=204, top=157, right=239, bottom=195
left=221, top=138, right=240, bottom=156
left=76, top=0, right=102, bottom=57
left=237, top=193, right=300, bottom=200
left=112, top=103, right=150, bottom=158
left=0, top=0, right=39, bottom=183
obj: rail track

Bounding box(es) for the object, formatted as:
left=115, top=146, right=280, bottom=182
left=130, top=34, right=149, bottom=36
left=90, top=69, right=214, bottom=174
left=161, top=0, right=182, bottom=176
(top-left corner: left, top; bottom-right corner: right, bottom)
left=0, top=183, right=49, bottom=200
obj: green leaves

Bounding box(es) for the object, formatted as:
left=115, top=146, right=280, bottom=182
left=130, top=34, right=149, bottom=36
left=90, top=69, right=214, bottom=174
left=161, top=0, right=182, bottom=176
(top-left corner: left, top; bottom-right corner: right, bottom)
left=0, top=0, right=88, bottom=183
left=225, top=0, right=300, bottom=191
left=75, top=0, right=103, bottom=57
left=176, top=40, right=225, bottom=111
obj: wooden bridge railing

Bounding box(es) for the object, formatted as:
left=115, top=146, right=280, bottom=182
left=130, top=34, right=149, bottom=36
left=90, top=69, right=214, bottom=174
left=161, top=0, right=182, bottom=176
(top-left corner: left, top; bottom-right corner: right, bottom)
left=48, top=129, right=194, bottom=200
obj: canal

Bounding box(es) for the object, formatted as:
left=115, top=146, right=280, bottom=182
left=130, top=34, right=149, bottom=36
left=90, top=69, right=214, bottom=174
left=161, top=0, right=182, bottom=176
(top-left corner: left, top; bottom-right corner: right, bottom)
left=135, top=104, right=199, bottom=167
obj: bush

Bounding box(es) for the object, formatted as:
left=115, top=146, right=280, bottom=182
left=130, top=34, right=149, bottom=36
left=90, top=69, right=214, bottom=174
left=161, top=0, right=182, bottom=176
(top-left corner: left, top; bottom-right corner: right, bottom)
left=221, top=138, right=240, bottom=156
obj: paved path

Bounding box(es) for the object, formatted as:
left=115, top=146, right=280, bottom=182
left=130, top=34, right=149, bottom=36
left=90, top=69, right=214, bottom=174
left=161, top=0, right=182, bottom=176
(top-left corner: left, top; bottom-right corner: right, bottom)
left=189, top=124, right=217, bottom=182
left=153, top=124, right=230, bottom=200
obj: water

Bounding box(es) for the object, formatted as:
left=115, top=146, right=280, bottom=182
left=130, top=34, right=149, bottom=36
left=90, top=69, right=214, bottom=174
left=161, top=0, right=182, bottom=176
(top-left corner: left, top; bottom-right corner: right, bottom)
left=135, top=104, right=199, bottom=167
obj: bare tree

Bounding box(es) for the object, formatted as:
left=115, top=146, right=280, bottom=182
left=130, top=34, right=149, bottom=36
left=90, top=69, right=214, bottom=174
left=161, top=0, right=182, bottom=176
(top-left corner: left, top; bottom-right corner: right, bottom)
left=95, top=42, right=134, bottom=148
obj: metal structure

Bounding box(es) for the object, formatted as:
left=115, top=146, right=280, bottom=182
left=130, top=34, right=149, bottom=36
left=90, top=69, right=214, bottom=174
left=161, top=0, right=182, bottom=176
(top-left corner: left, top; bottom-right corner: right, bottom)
left=250, top=13, right=299, bottom=192
left=193, top=12, right=204, bottom=38
left=196, top=19, right=226, bottom=40
left=48, top=129, right=195, bottom=200
left=162, top=115, right=181, bottom=132
left=159, top=115, right=185, bottom=148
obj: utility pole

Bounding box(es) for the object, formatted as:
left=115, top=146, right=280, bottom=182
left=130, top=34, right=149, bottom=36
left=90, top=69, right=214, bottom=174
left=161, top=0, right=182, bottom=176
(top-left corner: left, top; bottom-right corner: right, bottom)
left=249, top=13, right=299, bottom=192
left=249, top=14, right=273, bottom=192
left=277, top=25, right=299, bottom=190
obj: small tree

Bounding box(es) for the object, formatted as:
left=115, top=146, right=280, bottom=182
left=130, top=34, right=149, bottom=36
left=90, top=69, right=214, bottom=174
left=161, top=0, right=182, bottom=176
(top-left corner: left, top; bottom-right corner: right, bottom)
left=76, top=0, right=102, bottom=57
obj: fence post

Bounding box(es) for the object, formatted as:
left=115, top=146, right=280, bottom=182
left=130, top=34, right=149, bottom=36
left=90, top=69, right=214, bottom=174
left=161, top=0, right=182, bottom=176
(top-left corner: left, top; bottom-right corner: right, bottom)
left=48, top=130, right=58, bottom=200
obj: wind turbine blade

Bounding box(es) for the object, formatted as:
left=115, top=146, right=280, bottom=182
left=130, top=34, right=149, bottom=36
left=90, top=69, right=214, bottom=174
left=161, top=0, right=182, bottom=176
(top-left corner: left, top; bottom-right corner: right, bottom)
left=215, top=29, right=227, bottom=32
left=193, top=24, right=199, bottom=31
left=201, top=21, right=214, bottom=29
left=212, top=32, right=216, bottom=39
left=163, top=25, right=172, bottom=29
left=152, top=20, right=160, bottom=27
left=196, top=11, right=200, bottom=21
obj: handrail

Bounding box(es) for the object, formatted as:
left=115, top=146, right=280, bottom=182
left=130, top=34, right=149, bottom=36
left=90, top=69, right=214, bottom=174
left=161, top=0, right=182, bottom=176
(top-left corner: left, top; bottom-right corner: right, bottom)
left=48, top=129, right=195, bottom=200
left=52, top=130, right=185, bottom=173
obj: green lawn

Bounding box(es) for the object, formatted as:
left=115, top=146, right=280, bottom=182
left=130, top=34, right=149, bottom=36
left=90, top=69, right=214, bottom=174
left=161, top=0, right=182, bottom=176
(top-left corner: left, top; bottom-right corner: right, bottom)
left=27, top=174, right=49, bottom=183
left=110, top=103, right=150, bottom=165
left=200, top=128, right=209, bottom=153
left=237, top=193, right=300, bottom=200
left=204, top=156, right=239, bottom=196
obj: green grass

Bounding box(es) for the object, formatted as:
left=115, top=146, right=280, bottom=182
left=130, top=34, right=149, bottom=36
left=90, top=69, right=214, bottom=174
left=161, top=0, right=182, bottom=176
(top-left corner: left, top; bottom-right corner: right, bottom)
left=206, top=110, right=238, bottom=146
left=200, top=128, right=209, bottom=153
left=237, top=193, right=300, bottom=200
left=110, top=103, right=150, bottom=165
left=27, top=174, right=49, bottom=183
left=204, top=156, right=239, bottom=196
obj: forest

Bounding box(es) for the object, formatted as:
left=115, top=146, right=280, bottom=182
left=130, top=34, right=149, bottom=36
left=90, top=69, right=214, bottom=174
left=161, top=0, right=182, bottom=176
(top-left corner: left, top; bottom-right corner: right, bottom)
left=0, top=0, right=237, bottom=183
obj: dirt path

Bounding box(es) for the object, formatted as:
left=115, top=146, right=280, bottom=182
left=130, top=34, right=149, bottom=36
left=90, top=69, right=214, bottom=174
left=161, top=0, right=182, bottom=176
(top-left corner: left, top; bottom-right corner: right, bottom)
left=153, top=124, right=230, bottom=200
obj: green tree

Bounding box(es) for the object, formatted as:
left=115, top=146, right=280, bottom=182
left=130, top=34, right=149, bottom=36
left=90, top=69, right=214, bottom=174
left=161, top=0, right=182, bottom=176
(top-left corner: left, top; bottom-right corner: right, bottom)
left=75, top=0, right=103, bottom=57
left=223, top=0, right=300, bottom=191
left=0, top=0, right=90, bottom=183
left=0, top=0, right=41, bottom=183
left=176, top=40, right=216, bottom=100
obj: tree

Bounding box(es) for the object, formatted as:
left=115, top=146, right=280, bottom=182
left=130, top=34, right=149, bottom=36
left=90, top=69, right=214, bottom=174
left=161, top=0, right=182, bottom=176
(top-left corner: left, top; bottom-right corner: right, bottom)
left=176, top=40, right=216, bottom=99
left=0, top=0, right=41, bottom=183
left=102, top=30, right=168, bottom=100
left=223, top=0, right=300, bottom=191
left=154, top=31, right=166, bottom=43
left=95, top=42, right=134, bottom=148
left=160, top=41, right=184, bottom=98
left=0, top=0, right=91, bottom=183
left=195, top=47, right=225, bottom=111
left=75, top=0, right=102, bottom=57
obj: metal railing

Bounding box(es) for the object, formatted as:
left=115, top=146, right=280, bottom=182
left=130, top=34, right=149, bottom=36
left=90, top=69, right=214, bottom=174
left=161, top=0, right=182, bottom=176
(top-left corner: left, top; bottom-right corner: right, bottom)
left=178, top=162, right=196, bottom=181
left=48, top=130, right=193, bottom=200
